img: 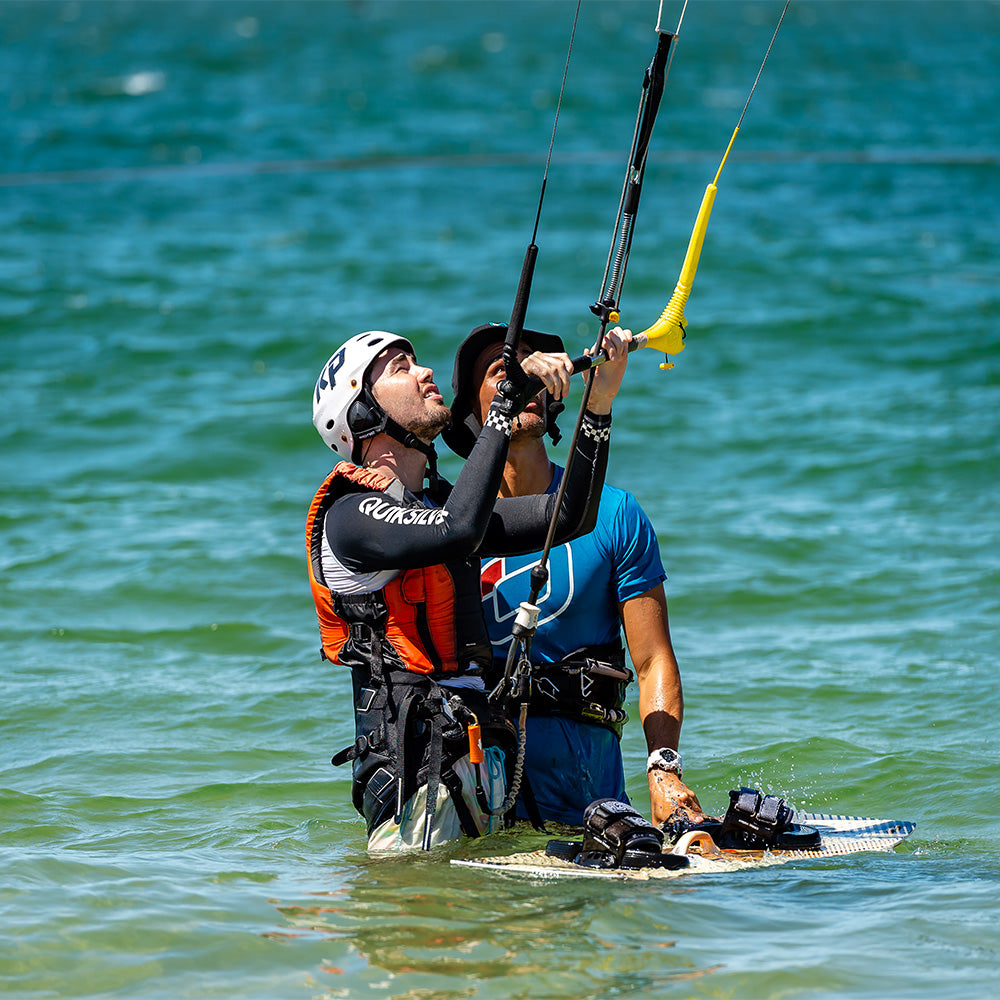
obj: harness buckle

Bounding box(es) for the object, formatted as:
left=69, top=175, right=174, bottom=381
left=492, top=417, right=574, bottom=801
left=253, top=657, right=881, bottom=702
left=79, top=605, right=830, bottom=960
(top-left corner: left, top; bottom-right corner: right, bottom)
left=583, top=657, right=632, bottom=681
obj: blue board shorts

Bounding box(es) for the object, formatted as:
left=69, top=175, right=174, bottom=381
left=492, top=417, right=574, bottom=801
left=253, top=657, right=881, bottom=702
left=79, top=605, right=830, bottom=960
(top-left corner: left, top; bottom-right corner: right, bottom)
left=516, top=714, right=628, bottom=827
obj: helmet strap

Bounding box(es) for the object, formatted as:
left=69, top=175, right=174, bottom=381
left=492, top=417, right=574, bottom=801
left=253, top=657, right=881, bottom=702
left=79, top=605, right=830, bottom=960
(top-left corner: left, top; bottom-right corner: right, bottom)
left=350, top=386, right=443, bottom=488
left=546, top=395, right=564, bottom=447
left=383, top=414, right=442, bottom=488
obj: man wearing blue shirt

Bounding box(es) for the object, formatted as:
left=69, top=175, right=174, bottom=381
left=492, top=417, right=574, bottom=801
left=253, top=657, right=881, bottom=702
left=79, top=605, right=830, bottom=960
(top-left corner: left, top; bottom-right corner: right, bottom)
left=445, top=324, right=705, bottom=828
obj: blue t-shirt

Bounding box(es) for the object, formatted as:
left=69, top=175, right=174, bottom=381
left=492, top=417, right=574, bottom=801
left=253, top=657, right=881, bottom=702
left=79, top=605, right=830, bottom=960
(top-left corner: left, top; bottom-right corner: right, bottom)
left=481, top=473, right=666, bottom=661
left=480, top=471, right=666, bottom=824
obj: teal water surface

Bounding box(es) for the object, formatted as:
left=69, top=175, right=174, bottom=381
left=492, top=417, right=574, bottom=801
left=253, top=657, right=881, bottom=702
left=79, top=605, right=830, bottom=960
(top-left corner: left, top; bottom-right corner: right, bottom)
left=2, top=2, right=999, bottom=998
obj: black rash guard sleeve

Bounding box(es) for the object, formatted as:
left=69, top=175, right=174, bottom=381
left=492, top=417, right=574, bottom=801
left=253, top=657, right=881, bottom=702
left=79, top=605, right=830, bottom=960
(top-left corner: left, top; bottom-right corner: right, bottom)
left=326, top=397, right=517, bottom=571
left=479, top=410, right=611, bottom=557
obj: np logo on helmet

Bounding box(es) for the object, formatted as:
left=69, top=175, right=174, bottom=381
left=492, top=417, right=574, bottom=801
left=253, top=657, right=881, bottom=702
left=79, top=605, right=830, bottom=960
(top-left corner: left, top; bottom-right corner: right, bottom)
left=316, top=348, right=347, bottom=403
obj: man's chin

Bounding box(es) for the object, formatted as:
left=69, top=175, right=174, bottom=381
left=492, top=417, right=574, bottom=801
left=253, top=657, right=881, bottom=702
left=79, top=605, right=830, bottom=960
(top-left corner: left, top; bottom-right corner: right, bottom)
left=511, top=413, right=547, bottom=443
left=413, top=405, right=451, bottom=443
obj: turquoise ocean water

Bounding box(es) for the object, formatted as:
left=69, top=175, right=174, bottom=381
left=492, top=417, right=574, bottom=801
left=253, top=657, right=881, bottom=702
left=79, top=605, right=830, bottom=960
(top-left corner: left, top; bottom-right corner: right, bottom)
left=2, top=1, right=998, bottom=997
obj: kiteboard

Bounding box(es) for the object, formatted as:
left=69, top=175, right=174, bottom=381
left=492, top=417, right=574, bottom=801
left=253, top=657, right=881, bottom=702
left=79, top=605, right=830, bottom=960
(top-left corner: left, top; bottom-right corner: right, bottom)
left=451, top=812, right=916, bottom=881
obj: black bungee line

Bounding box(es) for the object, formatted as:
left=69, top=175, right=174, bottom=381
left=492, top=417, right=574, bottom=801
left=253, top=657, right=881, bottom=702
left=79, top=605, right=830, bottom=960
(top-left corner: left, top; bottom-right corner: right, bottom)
left=490, top=3, right=687, bottom=725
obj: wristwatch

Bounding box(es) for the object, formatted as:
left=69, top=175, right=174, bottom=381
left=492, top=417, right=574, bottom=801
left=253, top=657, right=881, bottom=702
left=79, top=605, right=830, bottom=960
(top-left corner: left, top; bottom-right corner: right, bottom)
left=646, top=747, right=683, bottom=778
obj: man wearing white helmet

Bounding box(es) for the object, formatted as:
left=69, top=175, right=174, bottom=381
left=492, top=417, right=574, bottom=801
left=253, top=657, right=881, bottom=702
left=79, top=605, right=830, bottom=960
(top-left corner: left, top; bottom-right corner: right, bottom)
left=306, top=327, right=630, bottom=850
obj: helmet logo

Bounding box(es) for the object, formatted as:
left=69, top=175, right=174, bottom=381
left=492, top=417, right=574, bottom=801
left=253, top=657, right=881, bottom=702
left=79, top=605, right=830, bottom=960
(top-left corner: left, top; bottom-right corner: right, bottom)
left=316, top=347, right=347, bottom=401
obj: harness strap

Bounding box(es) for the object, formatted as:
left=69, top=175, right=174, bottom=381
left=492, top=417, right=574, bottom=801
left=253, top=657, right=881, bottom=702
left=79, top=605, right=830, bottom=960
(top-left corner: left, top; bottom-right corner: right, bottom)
left=393, top=689, right=421, bottom=822
left=332, top=729, right=380, bottom=767
left=421, top=689, right=446, bottom=849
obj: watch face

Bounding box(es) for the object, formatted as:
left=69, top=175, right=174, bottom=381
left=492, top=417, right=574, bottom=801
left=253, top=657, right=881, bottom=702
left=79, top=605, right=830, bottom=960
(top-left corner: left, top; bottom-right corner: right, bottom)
left=649, top=748, right=682, bottom=775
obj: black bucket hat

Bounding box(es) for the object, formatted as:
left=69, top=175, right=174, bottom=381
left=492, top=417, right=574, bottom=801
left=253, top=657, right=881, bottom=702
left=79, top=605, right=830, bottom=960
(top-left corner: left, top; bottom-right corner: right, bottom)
left=443, top=322, right=566, bottom=458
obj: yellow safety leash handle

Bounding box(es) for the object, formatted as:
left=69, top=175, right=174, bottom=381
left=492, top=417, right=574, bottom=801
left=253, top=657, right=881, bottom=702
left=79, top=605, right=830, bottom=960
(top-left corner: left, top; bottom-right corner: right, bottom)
left=635, top=179, right=718, bottom=365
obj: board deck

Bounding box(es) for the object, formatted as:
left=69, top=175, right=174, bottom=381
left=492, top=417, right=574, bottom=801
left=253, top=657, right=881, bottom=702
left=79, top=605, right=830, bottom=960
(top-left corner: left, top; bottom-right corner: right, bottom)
left=451, top=813, right=916, bottom=881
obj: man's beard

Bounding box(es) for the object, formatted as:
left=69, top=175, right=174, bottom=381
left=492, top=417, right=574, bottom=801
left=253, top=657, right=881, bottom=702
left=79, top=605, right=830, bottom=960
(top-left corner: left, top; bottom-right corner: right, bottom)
left=408, top=405, right=451, bottom=443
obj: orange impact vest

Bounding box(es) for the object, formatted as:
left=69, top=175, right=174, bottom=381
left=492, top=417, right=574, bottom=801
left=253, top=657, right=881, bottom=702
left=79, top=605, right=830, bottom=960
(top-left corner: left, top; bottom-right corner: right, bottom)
left=306, top=463, right=461, bottom=676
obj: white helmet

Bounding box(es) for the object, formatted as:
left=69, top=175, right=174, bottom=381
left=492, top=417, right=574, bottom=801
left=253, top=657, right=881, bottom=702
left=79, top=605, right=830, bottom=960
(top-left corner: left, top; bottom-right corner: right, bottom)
left=312, top=330, right=415, bottom=460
